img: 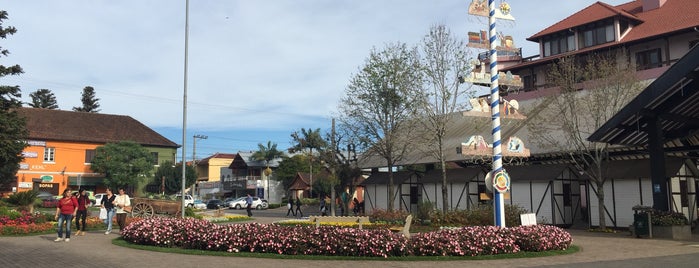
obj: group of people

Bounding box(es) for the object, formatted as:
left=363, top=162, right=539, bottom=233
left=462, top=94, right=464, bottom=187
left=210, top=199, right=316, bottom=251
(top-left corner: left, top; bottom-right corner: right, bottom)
left=54, top=187, right=131, bottom=242
left=285, top=196, right=304, bottom=217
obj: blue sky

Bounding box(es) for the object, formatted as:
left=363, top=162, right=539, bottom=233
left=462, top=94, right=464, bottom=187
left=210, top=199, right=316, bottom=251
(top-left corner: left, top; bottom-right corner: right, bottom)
left=2, top=0, right=630, bottom=160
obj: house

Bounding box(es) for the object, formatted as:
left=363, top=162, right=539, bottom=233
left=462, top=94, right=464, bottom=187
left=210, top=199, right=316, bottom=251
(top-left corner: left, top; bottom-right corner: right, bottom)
left=289, top=169, right=366, bottom=215
left=220, top=151, right=283, bottom=203
left=13, top=107, right=178, bottom=196
left=193, top=153, right=235, bottom=198
left=359, top=0, right=698, bottom=228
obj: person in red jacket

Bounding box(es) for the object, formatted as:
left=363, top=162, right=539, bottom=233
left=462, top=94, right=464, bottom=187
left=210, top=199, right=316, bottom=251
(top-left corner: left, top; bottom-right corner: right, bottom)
left=74, top=189, right=91, bottom=236
left=55, top=189, right=78, bottom=242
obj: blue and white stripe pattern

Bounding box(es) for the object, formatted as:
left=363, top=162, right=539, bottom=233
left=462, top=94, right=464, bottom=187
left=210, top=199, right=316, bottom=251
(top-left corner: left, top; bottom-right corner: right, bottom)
left=488, top=0, right=505, bottom=227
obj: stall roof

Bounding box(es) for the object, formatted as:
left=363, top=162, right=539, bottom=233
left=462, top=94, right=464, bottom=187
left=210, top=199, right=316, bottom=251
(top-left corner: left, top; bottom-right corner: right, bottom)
left=588, top=45, right=699, bottom=146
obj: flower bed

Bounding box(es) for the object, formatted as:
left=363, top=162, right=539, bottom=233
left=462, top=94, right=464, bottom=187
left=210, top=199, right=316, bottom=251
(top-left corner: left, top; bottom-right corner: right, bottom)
left=121, top=217, right=572, bottom=257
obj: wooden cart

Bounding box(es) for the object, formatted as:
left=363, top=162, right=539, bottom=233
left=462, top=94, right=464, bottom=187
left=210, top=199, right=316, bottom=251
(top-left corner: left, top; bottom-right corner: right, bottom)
left=130, top=197, right=183, bottom=218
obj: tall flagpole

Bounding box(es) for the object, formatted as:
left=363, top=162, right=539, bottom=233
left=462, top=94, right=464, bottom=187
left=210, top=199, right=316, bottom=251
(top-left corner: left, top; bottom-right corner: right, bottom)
left=180, top=0, right=190, bottom=218
left=488, top=0, right=505, bottom=227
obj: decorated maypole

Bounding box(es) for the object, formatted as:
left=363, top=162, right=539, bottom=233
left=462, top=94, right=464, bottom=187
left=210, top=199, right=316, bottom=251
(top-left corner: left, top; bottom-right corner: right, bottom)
left=463, top=0, right=519, bottom=228
left=487, top=0, right=505, bottom=227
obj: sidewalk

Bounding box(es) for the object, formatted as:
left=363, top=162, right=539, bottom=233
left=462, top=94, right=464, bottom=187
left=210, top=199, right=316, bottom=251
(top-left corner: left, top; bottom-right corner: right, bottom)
left=1, top=210, right=697, bottom=268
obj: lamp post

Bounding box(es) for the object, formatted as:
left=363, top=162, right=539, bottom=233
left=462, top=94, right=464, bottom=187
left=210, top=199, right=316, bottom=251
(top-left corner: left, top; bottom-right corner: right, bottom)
left=193, top=134, right=207, bottom=198
left=180, top=0, right=190, bottom=218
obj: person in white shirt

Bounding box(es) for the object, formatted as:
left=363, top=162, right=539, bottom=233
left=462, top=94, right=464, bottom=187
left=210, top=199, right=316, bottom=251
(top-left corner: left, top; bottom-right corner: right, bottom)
left=114, top=188, right=131, bottom=232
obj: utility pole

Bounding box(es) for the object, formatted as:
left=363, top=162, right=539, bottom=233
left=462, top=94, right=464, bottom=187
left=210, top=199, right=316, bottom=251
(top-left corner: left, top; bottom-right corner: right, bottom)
left=192, top=134, right=207, bottom=198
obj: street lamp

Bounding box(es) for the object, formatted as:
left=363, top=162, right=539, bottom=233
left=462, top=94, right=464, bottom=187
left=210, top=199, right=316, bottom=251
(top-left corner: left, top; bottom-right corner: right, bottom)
left=193, top=134, right=207, bottom=198
left=180, top=0, right=190, bottom=218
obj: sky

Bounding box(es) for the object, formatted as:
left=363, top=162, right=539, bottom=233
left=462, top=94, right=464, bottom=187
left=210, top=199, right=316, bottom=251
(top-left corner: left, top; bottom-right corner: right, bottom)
left=2, top=0, right=632, bottom=160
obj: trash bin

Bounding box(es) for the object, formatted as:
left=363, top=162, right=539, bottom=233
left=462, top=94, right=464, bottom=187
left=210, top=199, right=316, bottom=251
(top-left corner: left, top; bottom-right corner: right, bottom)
left=632, top=206, right=652, bottom=238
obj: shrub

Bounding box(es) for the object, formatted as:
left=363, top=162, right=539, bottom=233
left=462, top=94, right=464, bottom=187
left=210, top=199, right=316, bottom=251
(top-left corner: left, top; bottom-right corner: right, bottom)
left=651, top=210, right=688, bottom=226
left=432, top=204, right=529, bottom=227
left=369, top=209, right=410, bottom=224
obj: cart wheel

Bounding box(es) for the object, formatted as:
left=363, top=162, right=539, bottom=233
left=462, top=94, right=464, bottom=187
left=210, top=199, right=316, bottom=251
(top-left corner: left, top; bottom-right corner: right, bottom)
left=131, top=203, right=154, bottom=218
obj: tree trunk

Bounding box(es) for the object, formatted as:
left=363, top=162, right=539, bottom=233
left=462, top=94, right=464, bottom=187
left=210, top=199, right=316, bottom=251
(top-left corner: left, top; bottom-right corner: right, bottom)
left=596, top=181, right=607, bottom=229
left=440, top=158, right=448, bottom=213
left=388, top=163, right=394, bottom=211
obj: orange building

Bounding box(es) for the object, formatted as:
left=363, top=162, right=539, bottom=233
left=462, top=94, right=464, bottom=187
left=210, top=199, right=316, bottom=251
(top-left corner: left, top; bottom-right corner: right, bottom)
left=11, top=108, right=178, bottom=196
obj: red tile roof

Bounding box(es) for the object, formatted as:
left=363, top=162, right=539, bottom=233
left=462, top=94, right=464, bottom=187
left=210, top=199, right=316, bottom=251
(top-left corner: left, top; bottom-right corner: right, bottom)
left=530, top=0, right=699, bottom=43
left=528, top=1, right=642, bottom=41
left=17, top=107, right=178, bottom=148
left=506, top=0, right=699, bottom=71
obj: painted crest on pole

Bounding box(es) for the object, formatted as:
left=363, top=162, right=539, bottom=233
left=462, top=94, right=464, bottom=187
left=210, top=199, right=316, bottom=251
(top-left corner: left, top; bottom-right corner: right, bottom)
left=468, top=0, right=515, bottom=21
left=492, top=170, right=510, bottom=193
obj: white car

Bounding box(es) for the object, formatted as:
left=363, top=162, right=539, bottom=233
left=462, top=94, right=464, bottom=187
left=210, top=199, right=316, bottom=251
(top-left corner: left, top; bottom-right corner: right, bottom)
left=175, top=194, right=195, bottom=207
left=228, top=196, right=265, bottom=210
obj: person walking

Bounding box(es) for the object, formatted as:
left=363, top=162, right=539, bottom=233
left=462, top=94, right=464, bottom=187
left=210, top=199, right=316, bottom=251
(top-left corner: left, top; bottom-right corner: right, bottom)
left=100, top=188, right=117, bottom=235
left=245, top=194, right=253, bottom=217
left=74, top=189, right=90, bottom=236
left=114, top=188, right=131, bottom=232
left=294, top=197, right=303, bottom=218
left=319, top=195, right=327, bottom=216
left=54, top=189, right=78, bottom=242
left=285, top=196, right=295, bottom=217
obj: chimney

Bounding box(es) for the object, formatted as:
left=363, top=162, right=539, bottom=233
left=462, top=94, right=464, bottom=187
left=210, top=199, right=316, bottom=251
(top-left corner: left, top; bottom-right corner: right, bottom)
left=642, top=0, right=667, bottom=11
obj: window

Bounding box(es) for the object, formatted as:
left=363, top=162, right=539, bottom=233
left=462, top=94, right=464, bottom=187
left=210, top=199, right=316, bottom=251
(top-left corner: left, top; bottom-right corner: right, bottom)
left=579, top=21, right=615, bottom=48
left=635, top=48, right=662, bottom=70
left=84, top=149, right=96, bottom=164
left=43, top=147, right=55, bottom=162
left=150, top=152, right=159, bottom=165
left=523, top=74, right=537, bottom=91
left=543, top=34, right=575, bottom=57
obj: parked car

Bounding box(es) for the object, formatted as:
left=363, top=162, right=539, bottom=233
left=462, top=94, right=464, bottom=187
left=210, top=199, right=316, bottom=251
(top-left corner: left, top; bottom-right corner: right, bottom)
left=223, top=197, right=237, bottom=208
left=175, top=194, right=195, bottom=207
left=93, top=193, right=107, bottom=207
left=192, top=199, right=206, bottom=209
left=228, top=196, right=265, bottom=210
left=206, top=199, right=226, bottom=209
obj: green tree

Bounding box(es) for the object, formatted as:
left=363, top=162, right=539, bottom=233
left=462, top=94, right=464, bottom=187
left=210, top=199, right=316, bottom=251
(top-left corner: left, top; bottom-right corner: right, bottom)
left=338, top=42, right=424, bottom=210
left=152, top=160, right=196, bottom=195
left=90, top=141, right=154, bottom=191
left=72, top=86, right=100, bottom=112
left=275, top=154, right=309, bottom=192
left=251, top=141, right=285, bottom=168
left=0, top=10, right=27, bottom=190
left=417, top=24, right=474, bottom=213
left=289, top=128, right=327, bottom=198
left=27, top=88, right=59, bottom=109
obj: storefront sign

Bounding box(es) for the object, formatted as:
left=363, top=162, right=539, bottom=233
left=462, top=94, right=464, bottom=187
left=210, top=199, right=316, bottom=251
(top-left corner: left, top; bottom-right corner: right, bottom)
left=21, top=151, right=38, bottom=158
left=27, top=140, right=46, bottom=147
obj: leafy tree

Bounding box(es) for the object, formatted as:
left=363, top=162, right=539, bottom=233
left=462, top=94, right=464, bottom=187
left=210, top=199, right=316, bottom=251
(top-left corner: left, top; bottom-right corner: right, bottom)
left=90, top=141, right=155, bottom=192
left=152, top=160, right=196, bottom=195
left=527, top=51, right=643, bottom=230
left=0, top=10, right=27, bottom=190
left=73, top=86, right=100, bottom=112
left=275, top=154, right=310, bottom=192
left=289, top=128, right=327, bottom=198
left=28, top=88, right=59, bottom=109
left=338, top=42, right=424, bottom=210
left=251, top=141, right=285, bottom=169
left=416, top=24, right=473, bottom=213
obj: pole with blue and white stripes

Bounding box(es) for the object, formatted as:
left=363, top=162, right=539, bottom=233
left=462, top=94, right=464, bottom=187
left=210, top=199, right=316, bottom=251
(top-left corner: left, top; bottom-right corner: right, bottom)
left=488, top=0, right=506, bottom=227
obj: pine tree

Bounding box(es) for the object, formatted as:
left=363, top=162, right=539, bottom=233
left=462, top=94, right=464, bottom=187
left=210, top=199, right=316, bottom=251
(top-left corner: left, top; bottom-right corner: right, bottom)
left=0, top=10, right=28, bottom=190
left=73, top=86, right=100, bottom=112
left=28, top=88, right=59, bottom=109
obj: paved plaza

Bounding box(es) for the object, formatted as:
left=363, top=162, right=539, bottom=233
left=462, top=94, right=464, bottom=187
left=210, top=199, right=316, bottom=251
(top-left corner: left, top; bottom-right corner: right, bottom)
left=1, top=207, right=698, bottom=268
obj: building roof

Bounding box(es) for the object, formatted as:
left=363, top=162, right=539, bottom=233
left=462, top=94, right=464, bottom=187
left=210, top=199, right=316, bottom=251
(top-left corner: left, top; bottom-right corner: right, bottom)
left=16, top=107, right=178, bottom=148
left=228, top=151, right=284, bottom=169
left=528, top=1, right=642, bottom=41
left=197, top=153, right=236, bottom=165
left=506, top=0, right=699, bottom=71
left=588, top=43, right=699, bottom=146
